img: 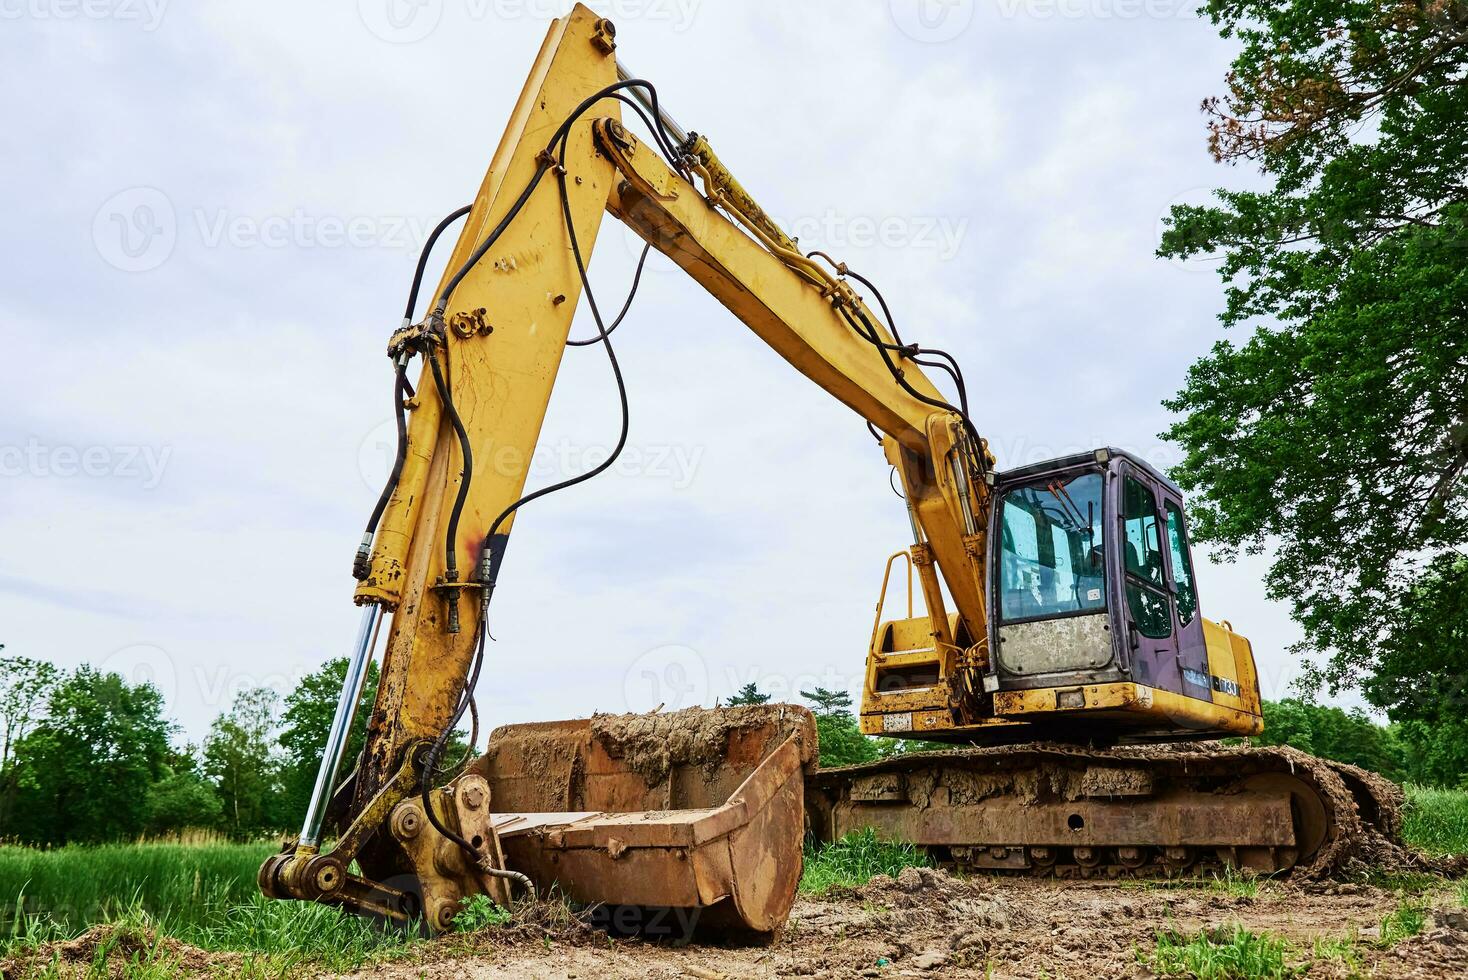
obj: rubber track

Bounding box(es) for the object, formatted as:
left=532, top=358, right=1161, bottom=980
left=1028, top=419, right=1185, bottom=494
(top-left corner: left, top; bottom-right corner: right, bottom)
left=810, top=743, right=1388, bottom=878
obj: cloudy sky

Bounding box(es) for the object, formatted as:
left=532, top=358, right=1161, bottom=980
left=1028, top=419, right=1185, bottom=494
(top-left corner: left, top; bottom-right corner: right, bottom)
left=2, top=0, right=1336, bottom=745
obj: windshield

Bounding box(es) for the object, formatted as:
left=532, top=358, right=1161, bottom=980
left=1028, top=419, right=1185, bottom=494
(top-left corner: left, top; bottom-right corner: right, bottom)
left=998, top=471, right=1106, bottom=621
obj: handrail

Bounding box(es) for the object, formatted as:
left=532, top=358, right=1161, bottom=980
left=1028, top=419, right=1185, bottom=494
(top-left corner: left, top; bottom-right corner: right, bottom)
left=870, top=550, right=916, bottom=653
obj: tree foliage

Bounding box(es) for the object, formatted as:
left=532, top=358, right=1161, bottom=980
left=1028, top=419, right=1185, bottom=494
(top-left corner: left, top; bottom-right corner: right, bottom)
left=799, top=688, right=878, bottom=766
left=0, top=653, right=59, bottom=774
left=7, top=667, right=173, bottom=844
left=1251, top=698, right=1407, bottom=781
left=144, top=748, right=224, bottom=837
left=204, top=687, right=283, bottom=837
left=799, top=687, right=854, bottom=717
left=0, top=653, right=60, bottom=829
left=1360, top=554, right=1468, bottom=786
left=276, top=658, right=379, bottom=824
left=726, top=682, right=771, bottom=706
left=1160, top=0, right=1468, bottom=695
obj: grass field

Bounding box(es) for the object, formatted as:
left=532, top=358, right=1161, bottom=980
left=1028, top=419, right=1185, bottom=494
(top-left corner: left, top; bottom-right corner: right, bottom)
left=2, top=786, right=1465, bottom=974
left=0, top=841, right=421, bottom=972
left=1402, top=784, right=1468, bottom=855
left=799, top=827, right=931, bottom=894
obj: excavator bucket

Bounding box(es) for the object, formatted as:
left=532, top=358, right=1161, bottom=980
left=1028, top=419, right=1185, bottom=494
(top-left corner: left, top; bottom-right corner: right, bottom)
left=470, top=704, right=818, bottom=937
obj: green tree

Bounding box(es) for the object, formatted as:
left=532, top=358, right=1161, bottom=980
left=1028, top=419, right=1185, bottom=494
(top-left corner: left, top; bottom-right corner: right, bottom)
left=811, top=714, right=879, bottom=768
left=1251, top=699, right=1406, bottom=782
left=726, top=682, right=770, bottom=706
left=7, top=667, right=172, bottom=844
left=799, top=687, right=854, bottom=717
left=276, top=658, right=380, bottom=823
left=799, top=688, right=878, bottom=767
left=0, top=652, right=60, bottom=828
left=1159, top=1, right=1468, bottom=700
left=0, top=652, right=58, bottom=774
left=145, top=745, right=223, bottom=836
left=204, top=687, right=283, bottom=837
left=875, top=737, right=953, bottom=758
left=1361, top=555, right=1468, bottom=786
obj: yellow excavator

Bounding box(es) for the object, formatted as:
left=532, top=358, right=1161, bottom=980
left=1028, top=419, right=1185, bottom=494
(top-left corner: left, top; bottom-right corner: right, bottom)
left=260, top=5, right=1402, bottom=939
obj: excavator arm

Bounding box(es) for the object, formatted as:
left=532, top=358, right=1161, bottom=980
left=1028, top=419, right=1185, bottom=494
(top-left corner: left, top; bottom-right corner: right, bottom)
left=348, top=11, right=992, bottom=797
left=260, top=0, right=1368, bottom=933
left=261, top=4, right=989, bottom=936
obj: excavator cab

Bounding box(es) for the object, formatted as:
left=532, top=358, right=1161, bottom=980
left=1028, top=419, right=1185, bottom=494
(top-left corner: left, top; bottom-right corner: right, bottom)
left=861, top=448, right=1264, bottom=745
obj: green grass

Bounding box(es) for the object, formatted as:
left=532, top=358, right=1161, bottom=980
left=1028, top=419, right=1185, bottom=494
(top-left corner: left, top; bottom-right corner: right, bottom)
left=1401, top=784, right=1468, bottom=856
left=1458, top=880, right=1468, bottom=908
left=1207, top=866, right=1262, bottom=899
left=452, top=894, right=512, bottom=932
left=1146, top=927, right=1299, bottom=980
left=1356, top=867, right=1444, bottom=895
left=0, top=842, right=274, bottom=937
left=799, top=829, right=930, bottom=894
left=0, top=842, right=424, bottom=976
left=1376, top=899, right=1427, bottom=947
left=1311, top=935, right=1365, bottom=978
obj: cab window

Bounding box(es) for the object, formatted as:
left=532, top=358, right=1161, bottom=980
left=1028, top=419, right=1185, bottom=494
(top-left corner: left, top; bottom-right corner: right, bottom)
left=1122, top=476, right=1171, bottom=639
left=1165, top=501, right=1198, bottom=625
left=998, top=472, right=1105, bottom=621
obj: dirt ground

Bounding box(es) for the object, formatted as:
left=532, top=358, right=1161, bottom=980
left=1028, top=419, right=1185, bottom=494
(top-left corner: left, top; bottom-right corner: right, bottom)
left=11, top=868, right=1467, bottom=979
left=362, top=869, right=1466, bottom=980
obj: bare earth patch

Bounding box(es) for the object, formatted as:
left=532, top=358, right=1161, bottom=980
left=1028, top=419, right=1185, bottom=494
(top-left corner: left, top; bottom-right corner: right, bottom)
left=355, top=869, right=1468, bottom=980
left=7, top=870, right=1467, bottom=978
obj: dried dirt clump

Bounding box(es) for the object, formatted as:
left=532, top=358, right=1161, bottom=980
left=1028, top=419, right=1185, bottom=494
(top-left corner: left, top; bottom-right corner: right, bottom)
left=0, top=924, right=238, bottom=978
left=589, top=704, right=816, bottom=786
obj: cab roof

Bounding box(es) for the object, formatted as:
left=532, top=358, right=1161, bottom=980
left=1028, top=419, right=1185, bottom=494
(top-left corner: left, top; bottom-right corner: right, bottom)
left=994, top=447, right=1183, bottom=497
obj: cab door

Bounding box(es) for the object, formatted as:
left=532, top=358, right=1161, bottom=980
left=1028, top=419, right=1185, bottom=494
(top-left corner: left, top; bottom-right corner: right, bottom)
left=1116, top=466, right=1185, bottom=695
left=1160, top=493, right=1212, bottom=701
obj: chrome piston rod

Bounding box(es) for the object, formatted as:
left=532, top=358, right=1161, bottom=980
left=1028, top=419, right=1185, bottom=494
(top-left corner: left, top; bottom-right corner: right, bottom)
left=616, top=59, right=690, bottom=146
left=299, top=603, right=383, bottom=847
